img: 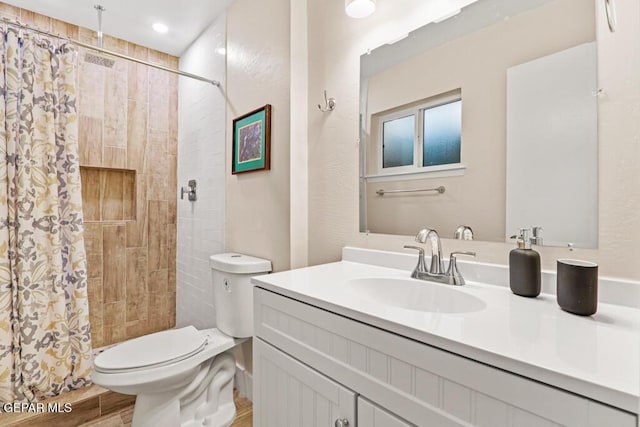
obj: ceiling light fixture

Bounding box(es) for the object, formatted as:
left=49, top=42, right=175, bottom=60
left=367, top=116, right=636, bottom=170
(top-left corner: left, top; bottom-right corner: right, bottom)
left=345, top=0, right=376, bottom=18
left=152, top=22, right=169, bottom=33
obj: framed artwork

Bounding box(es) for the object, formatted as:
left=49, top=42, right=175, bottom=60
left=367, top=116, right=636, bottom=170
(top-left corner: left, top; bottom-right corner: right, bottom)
left=232, top=104, right=272, bottom=174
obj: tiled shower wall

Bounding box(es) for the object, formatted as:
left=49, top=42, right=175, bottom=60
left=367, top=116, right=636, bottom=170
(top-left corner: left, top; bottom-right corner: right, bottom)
left=176, top=14, right=226, bottom=330
left=0, top=3, right=178, bottom=347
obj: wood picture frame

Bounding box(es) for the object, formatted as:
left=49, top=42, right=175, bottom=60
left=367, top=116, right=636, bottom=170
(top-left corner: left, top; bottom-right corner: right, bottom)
left=232, top=104, right=272, bottom=174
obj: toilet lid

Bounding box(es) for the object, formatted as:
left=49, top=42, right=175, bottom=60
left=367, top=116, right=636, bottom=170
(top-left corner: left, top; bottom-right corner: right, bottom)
left=94, top=326, right=207, bottom=372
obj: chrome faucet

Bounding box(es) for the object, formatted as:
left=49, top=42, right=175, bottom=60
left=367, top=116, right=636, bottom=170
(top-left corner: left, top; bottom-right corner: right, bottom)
left=414, top=227, right=445, bottom=274
left=404, top=227, right=476, bottom=285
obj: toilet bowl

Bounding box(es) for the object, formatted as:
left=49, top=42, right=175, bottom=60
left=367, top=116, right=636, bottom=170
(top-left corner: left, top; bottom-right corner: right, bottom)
left=91, top=253, right=271, bottom=427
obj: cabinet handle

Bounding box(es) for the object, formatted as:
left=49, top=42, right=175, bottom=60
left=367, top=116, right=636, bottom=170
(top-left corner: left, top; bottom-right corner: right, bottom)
left=335, top=418, right=349, bottom=427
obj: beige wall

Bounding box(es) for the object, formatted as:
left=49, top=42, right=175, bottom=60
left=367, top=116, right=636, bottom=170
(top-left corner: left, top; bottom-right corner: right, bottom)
left=225, top=0, right=291, bottom=274
left=363, top=0, right=594, bottom=239
left=225, top=0, right=291, bottom=374
left=304, top=0, right=640, bottom=281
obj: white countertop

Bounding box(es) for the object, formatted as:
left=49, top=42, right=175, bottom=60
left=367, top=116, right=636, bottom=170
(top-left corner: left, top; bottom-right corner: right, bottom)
left=252, top=256, right=640, bottom=413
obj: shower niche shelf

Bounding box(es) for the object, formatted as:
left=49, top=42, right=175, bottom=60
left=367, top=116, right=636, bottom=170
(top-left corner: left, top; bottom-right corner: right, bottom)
left=80, top=166, right=136, bottom=222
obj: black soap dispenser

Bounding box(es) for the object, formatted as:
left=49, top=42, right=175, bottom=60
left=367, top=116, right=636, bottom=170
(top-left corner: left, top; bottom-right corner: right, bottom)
left=509, top=228, right=541, bottom=297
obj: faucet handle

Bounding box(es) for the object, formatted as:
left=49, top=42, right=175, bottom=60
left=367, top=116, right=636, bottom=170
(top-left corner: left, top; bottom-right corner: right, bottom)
left=404, top=245, right=427, bottom=278
left=403, top=245, right=425, bottom=255
left=450, top=251, right=476, bottom=259
left=446, top=251, right=476, bottom=285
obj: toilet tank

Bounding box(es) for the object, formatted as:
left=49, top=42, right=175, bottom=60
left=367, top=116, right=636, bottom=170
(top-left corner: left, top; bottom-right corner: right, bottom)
left=209, top=253, right=272, bottom=338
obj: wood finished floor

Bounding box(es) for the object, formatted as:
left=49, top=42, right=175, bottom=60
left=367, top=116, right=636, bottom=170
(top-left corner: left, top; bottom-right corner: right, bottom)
left=230, top=390, right=253, bottom=427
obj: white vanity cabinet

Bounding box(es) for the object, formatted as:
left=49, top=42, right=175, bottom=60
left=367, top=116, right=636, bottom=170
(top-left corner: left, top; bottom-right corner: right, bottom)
left=358, top=398, right=413, bottom=427
left=254, top=338, right=356, bottom=426
left=253, top=287, right=637, bottom=427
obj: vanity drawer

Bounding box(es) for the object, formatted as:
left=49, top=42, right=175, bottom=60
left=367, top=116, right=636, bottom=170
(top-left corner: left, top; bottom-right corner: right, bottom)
left=254, top=287, right=636, bottom=427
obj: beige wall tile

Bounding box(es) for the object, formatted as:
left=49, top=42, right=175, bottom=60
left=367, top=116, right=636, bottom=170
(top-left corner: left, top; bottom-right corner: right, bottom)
left=168, top=198, right=177, bottom=226
left=127, top=63, right=148, bottom=103
left=103, top=35, right=128, bottom=55
left=51, top=19, right=79, bottom=39
left=168, top=75, right=179, bottom=143
left=79, top=57, right=106, bottom=119
left=148, top=201, right=168, bottom=271
left=123, top=172, right=136, bottom=221
left=80, top=167, right=101, bottom=221
left=84, top=223, right=103, bottom=255
left=77, top=27, right=98, bottom=45
left=104, top=70, right=128, bottom=148
left=167, top=155, right=177, bottom=214
left=87, top=278, right=104, bottom=313
left=79, top=116, right=103, bottom=166
left=125, top=320, right=149, bottom=340
left=103, top=147, right=127, bottom=169
left=103, top=225, right=126, bottom=303
left=126, top=175, right=148, bottom=248
left=148, top=269, right=168, bottom=294
left=86, top=253, right=103, bottom=280
left=167, top=224, right=176, bottom=292
left=167, top=292, right=176, bottom=328
left=101, top=171, right=124, bottom=221
left=127, top=43, right=149, bottom=61
left=88, top=278, right=104, bottom=348
left=125, top=248, right=148, bottom=322
left=168, top=129, right=178, bottom=157
left=147, top=292, right=168, bottom=332
left=146, top=173, right=168, bottom=201
left=147, top=137, right=168, bottom=175
left=148, top=69, right=170, bottom=131
left=0, top=3, right=19, bottom=20
left=103, top=301, right=126, bottom=345
left=168, top=268, right=176, bottom=296
left=126, top=100, right=148, bottom=171
left=20, top=10, right=51, bottom=31
left=148, top=50, right=171, bottom=67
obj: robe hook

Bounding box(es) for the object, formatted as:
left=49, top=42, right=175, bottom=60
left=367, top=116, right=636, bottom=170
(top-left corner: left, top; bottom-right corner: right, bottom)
left=318, top=90, right=336, bottom=112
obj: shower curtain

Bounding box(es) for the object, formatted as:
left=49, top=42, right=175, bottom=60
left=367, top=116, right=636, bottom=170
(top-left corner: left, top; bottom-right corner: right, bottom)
left=0, top=28, right=92, bottom=402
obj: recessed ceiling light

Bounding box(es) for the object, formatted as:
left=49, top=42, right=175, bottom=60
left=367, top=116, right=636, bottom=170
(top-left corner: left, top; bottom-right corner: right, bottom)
left=215, top=47, right=226, bottom=55
left=152, top=22, right=169, bottom=33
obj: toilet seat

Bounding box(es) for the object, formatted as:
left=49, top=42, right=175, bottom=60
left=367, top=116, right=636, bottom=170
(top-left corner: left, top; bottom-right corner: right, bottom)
left=94, top=326, right=208, bottom=374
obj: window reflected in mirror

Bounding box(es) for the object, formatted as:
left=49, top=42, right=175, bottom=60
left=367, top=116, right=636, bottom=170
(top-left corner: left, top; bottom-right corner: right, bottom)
left=382, top=115, right=414, bottom=168
left=423, top=100, right=461, bottom=167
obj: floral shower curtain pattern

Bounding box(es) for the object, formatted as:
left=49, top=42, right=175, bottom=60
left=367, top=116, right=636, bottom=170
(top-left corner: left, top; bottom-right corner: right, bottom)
left=0, top=28, right=93, bottom=402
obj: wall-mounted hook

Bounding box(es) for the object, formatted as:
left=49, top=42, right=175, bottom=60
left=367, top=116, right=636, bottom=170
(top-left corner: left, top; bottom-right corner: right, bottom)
left=317, top=90, right=336, bottom=112
left=604, top=0, right=616, bottom=32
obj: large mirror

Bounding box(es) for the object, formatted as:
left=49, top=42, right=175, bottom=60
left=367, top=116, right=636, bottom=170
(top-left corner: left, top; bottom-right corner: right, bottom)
left=359, top=0, right=598, bottom=248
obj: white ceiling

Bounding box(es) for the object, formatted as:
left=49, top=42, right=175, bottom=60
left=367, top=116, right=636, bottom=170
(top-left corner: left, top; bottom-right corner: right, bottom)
left=4, top=0, right=233, bottom=56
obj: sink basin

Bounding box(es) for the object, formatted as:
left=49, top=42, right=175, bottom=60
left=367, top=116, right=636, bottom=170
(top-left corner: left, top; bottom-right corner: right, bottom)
left=347, top=277, right=486, bottom=314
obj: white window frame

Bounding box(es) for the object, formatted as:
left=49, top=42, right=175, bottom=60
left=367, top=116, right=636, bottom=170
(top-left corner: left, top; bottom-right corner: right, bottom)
left=373, top=91, right=465, bottom=180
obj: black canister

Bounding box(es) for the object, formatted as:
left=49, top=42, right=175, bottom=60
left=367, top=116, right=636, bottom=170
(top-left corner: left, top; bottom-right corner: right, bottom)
left=557, top=259, right=598, bottom=316
left=509, top=228, right=541, bottom=297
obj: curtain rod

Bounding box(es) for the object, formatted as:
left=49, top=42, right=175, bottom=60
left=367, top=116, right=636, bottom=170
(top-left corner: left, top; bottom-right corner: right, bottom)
left=1, top=18, right=221, bottom=87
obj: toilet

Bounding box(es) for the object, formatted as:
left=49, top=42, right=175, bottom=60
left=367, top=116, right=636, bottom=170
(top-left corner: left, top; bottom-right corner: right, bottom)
left=91, top=253, right=271, bottom=427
